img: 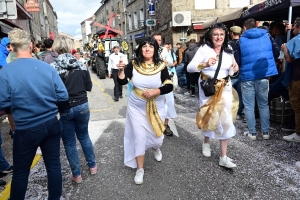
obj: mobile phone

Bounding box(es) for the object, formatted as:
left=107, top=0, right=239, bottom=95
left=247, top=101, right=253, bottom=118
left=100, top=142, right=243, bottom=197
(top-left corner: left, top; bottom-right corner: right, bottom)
left=283, top=20, right=288, bottom=24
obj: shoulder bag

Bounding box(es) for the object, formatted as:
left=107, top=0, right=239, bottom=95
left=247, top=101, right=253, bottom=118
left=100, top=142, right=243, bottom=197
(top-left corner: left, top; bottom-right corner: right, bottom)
left=200, top=48, right=223, bottom=97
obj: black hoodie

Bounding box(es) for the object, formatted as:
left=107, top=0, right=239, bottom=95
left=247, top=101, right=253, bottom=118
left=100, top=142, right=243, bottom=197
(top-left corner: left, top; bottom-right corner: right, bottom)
left=184, top=44, right=199, bottom=64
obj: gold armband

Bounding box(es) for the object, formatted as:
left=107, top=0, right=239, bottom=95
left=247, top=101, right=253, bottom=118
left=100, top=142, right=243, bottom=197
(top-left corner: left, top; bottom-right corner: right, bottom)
left=163, top=79, right=173, bottom=85
left=197, top=63, right=206, bottom=71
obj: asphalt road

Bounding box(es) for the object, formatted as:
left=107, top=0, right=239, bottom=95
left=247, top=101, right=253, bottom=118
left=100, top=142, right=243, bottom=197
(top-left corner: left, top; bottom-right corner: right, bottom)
left=1, top=67, right=300, bottom=200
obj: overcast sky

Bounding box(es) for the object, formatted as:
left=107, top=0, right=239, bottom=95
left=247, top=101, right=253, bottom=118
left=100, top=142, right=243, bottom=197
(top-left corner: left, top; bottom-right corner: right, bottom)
left=50, top=0, right=101, bottom=39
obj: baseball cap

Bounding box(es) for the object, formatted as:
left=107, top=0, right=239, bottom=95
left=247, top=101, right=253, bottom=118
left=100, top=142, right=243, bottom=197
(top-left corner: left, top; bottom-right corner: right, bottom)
left=230, top=26, right=242, bottom=34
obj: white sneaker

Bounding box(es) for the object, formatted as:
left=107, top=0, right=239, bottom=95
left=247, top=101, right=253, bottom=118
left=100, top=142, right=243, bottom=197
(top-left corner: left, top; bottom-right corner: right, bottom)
left=243, top=131, right=256, bottom=140
left=219, top=156, right=237, bottom=168
left=202, top=143, right=211, bottom=157
left=134, top=168, right=144, bottom=185
left=184, top=91, right=190, bottom=96
left=296, top=161, right=300, bottom=171
left=36, top=147, right=42, bottom=156
left=236, top=115, right=242, bottom=120
left=283, top=133, right=300, bottom=142
left=153, top=148, right=162, bottom=161
left=262, top=132, right=270, bottom=140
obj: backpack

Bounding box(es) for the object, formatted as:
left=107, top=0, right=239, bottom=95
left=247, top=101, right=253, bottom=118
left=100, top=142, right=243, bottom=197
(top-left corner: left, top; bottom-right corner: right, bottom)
left=43, top=52, right=58, bottom=64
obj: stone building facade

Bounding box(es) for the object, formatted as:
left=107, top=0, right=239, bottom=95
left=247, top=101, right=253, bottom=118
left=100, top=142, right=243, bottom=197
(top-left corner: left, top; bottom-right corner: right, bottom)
left=81, top=16, right=93, bottom=45
left=90, top=0, right=264, bottom=58
left=171, top=0, right=264, bottom=45
left=59, top=32, right=75, bottom=49
left=0, top=0, right=58, bottom=43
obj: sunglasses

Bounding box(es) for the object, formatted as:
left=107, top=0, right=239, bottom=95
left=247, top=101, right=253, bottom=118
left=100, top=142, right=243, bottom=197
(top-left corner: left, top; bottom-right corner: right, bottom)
left=6, top=44, right=10, bottom=48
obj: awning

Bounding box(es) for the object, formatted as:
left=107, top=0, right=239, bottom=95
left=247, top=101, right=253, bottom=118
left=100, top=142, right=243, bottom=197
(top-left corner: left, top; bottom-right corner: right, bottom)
left=239, top=0, right=300, bottom=21
left=195, top=7, right=247, bottom=29
left=0, top=22, right=14, bottom=34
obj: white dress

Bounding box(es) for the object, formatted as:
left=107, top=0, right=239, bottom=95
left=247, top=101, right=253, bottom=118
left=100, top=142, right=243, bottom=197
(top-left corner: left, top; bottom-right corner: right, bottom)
left=187, top=44, right=236, bottom=140
left=124, top=68, right=165, bottom=168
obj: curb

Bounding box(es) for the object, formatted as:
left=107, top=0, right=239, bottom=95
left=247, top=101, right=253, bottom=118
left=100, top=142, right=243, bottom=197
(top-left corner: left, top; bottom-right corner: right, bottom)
left=0, top=155, right=42, bottom=200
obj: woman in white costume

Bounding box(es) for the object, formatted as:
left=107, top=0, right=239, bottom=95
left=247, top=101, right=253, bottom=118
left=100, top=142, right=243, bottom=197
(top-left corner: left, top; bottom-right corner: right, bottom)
left=187, top=23, right=239, bottom=169
left=117, top=37, right=173, bottom=184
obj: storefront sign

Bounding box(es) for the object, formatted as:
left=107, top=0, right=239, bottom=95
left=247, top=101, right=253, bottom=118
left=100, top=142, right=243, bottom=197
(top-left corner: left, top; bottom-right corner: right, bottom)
left=146, top=19, right=156, bottom=26
left=134, top=32, right=145, bottom=39
left=24, top=0, right=40, bottom=12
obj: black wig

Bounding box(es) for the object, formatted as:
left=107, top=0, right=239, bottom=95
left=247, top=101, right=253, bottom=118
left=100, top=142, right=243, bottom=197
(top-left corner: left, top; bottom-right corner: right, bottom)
left=134, top=37, right=162, bottom=66
left=200, top=23, right=233, bottom=54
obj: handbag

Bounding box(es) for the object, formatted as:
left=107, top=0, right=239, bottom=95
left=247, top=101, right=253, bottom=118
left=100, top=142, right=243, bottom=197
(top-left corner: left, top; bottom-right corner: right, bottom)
left=200, top=48, right=223, bottom=97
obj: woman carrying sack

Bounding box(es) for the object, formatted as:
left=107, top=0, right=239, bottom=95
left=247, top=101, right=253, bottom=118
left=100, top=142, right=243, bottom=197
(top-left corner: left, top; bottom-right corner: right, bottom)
left=187, top=23, right=239, bottom=169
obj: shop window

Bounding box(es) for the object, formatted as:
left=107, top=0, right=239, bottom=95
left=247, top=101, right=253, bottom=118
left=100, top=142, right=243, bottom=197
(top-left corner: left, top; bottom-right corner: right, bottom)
left=134, top=12, right=138, bottom=29
left=195, top=0, right=215, bottom=9
left=230, top=0, right=250, bottom=8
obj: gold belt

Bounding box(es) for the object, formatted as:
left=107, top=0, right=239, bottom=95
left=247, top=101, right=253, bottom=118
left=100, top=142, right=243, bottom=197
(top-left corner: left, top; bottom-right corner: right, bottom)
left=200, top=72, right=211, bottom=80
left=200, top=71, right=230, bottom=82
left=133, top=87, right=165, bottom=137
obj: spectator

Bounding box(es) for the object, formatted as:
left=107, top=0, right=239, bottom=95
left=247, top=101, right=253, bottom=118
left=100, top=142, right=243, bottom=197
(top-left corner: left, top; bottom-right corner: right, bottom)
left=175, top=42, right=187, bottom=88
left=184, top=39, right=199, bottom=97
left=0, top=28, right=68, bottom=200
left=281, top=17, right=300, bottom=142
left=108, top=45, right=128, bottom=101
left=153, top=33, right=177, bottom=137
left=0, top=124, right=13, bottom=176
left=0, top=37, right=15, bottom=138
left=39, top=38, right=58, bottom=64
left=34, top=44, right=42, bottom=58
left=71, top=49, right=77, bottom=56
left=229, top=26, right=244, bottom=120
left=240, top=18, right=279, bottom=141
left=51, top=35, right=97, bottom=183
left=0, top=37, right=12, bottom=68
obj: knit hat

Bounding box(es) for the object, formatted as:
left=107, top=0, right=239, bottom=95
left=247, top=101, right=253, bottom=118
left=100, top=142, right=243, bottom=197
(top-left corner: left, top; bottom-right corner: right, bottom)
left=71, top=49, right=77, bottom=55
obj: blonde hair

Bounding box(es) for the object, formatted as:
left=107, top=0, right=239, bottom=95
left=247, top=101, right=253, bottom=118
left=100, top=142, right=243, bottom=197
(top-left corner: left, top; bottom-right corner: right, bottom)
left=8, top=28, right=31, bottom=52
left=52, top=36, right=73, bottom=55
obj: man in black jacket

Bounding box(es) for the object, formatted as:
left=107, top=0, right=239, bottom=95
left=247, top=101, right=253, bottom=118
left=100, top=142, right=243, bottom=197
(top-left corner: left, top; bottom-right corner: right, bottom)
left=184, top=39, right=199, bottom=97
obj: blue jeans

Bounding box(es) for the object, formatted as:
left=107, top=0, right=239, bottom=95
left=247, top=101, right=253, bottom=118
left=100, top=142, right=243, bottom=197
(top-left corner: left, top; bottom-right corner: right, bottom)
left=176, top=63, right=186, bottom=87
left=60, top=102, right=96, bottom=177
left=0, top=127, right=10, bottom=172
left=231, top=78, right=244, bottom=116
left=10, top=117, right=62, bottom=200
left=241, top=79, right=270, bottom=133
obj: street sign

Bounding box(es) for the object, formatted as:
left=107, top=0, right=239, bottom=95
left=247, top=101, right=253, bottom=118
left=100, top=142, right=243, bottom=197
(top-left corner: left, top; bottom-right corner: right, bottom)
left=0, top=0, right=17, bottom=19
left=146, top=19, right=156, bottom=26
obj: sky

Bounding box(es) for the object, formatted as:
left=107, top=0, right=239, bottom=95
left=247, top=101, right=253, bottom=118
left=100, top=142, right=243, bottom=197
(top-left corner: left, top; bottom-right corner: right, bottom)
left=50, top=0, right=101, bottom=39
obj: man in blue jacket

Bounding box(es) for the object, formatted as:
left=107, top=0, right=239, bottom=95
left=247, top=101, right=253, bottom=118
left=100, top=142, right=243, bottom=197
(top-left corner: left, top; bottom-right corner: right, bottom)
left=0, top=37, right=12, bottom=68
left=240, top=18, right=279, bottom=141
left=0, top=28, right=69, bottom=200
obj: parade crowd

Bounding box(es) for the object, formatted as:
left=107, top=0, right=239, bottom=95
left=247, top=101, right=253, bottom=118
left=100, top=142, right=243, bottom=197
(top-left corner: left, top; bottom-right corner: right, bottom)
left=0, top=16, right=299, bottom=199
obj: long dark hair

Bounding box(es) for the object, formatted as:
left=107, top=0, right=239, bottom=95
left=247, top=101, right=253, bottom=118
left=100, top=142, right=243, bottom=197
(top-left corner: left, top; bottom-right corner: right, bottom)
left=134, top=37, right=162, bottom=66
left=200, top=23, right=233, bottom=54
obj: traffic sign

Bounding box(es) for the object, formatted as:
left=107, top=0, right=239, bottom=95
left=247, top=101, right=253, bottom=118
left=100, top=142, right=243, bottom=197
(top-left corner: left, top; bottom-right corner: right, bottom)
left=146, top=19, right=156, bottom=26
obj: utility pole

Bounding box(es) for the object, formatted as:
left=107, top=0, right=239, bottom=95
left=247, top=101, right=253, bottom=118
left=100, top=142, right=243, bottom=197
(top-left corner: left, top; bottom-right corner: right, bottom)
left=144, top=0, right=147, bottom=37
